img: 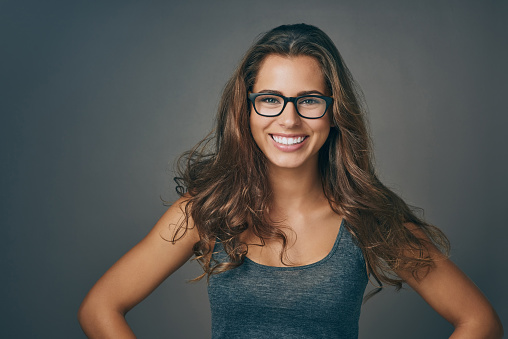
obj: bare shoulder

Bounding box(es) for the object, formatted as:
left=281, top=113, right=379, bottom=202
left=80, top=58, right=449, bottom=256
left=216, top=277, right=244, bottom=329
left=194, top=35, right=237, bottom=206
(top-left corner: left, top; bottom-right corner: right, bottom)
left=151, top=195, right=200, bottom=245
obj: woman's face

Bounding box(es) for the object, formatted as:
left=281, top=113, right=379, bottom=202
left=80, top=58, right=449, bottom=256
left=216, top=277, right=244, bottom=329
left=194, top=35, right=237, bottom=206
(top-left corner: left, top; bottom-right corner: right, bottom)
left=249, top=54, right=332, bottom=171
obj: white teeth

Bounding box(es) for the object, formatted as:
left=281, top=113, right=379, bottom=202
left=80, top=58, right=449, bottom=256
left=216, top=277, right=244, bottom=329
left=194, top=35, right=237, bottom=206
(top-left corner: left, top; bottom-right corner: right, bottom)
left=272, top=135, right=305, bottom=145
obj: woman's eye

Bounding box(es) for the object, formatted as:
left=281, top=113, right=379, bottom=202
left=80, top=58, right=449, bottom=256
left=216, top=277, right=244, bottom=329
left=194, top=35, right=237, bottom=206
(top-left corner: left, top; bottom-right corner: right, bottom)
left=260, top=97, right=281, bottom=104
left=300, top=98, right=319, bottom=105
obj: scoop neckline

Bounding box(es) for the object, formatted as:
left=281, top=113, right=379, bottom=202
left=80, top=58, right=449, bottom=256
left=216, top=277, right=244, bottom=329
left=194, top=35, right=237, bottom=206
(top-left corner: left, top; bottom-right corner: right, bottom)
left=243, top=218, right=345, bottom=271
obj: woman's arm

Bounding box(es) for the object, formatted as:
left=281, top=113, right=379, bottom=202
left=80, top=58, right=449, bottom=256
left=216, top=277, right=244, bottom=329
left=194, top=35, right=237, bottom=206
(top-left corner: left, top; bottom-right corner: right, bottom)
left=78, top=197, right=199, bottom=338
left=396, top=226, right=503, bottom=339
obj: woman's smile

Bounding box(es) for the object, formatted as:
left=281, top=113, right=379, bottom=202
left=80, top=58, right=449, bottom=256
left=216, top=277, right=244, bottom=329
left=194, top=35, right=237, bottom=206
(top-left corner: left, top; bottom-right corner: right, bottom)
left=271, top=134, right=307, bottom=146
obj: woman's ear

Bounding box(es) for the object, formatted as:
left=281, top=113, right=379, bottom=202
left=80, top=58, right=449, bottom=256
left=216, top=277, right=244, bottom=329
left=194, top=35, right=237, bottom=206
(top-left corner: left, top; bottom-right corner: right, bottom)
left=329, top=115, right=337, bottom=128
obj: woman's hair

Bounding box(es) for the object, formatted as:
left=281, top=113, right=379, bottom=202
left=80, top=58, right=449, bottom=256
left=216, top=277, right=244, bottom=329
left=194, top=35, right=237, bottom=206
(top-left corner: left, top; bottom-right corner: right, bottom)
left=173, top=23, right=449, bottom=293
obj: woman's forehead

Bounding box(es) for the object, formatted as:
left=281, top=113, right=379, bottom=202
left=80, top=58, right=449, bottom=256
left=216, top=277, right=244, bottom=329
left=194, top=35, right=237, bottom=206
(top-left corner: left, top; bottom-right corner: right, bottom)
left=253, top=55, right=326, bottom=95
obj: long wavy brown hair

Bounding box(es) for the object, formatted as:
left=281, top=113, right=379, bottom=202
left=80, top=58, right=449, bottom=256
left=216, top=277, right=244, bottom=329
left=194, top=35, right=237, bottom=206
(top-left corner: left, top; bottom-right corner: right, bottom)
left=173, top=23, right=449, bottom=294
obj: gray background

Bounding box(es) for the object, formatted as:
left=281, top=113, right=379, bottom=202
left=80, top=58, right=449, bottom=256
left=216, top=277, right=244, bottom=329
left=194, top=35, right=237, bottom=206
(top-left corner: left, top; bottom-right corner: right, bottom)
left=1, top=1, right=507, bottom=338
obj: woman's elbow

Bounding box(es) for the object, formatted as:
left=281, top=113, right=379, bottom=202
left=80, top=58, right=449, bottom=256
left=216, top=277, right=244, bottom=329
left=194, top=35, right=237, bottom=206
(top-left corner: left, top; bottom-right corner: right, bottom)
left=489, top=316, right=504, bottom=339
left=78, top=290, right=136, bottom=338
left=482, top=306, right=504, bottom=339
left=77, top=296, right=100, bottom=334
left=454, top=311, right=504, bottom=339
left=78, top=294, right=118, bottom=336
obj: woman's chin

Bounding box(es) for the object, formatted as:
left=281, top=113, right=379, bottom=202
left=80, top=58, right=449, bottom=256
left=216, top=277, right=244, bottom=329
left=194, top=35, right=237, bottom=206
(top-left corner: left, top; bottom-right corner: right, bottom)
left=266, top=155, right=317, bottom=171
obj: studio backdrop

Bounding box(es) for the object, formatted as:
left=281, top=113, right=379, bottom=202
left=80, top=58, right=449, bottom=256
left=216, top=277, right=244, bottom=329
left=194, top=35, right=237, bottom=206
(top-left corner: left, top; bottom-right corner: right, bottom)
left=1, top=1, right=506, bottom=338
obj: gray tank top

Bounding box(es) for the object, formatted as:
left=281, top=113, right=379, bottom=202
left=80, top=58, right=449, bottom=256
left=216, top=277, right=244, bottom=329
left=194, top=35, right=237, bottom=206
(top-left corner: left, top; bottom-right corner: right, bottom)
left=208, top=219, right=368, bottom=338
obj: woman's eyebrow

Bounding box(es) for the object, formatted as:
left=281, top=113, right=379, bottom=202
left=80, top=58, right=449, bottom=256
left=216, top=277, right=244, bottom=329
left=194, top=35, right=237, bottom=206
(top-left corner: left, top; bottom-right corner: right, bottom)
left=297, top=90, right=325, bottom=96
left=257, top=89, right=283, bottom=95
left=256, top=89, right=326, bottom=96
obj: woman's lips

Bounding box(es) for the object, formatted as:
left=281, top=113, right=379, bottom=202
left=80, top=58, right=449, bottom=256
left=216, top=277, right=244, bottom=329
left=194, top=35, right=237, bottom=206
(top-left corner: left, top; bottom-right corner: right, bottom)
left=270, top=134, right=308, bottom=151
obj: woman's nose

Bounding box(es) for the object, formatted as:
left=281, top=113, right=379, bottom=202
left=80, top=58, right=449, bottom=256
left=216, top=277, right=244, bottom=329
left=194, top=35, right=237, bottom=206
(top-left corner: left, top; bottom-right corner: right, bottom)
left=277, top=102, right=301, bottom=128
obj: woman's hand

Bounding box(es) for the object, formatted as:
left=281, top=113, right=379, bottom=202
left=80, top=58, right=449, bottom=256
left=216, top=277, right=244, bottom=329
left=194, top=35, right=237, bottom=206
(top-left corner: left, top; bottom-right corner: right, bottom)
left=397, top=226, right=503, bottom=339
left=78, top=197, right=199, bottom=338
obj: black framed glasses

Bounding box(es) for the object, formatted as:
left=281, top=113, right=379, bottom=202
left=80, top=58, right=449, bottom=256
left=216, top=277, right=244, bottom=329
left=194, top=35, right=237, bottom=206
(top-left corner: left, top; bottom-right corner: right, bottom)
left=248, top=93, right=333, bottom=119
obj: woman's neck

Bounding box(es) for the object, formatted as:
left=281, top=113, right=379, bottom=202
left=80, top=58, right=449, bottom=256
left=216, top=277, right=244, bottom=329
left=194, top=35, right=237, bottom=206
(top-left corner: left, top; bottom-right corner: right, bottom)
left=267, top=162, right=327, bottom=214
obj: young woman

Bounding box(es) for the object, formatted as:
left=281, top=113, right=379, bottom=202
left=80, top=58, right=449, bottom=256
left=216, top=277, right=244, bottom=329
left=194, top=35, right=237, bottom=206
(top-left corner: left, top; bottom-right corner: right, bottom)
left=78, top=24, right=503, bottom=338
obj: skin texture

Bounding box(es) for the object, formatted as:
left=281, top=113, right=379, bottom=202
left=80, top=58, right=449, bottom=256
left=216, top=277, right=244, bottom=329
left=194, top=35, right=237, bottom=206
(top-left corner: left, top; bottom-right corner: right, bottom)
left=78, top=54, right=503, bottom=338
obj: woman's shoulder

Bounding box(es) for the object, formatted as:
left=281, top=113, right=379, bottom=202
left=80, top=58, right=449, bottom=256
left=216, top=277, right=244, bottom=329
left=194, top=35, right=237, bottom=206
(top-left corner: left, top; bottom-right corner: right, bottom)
left=157, top=194, right=199, bottom=244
